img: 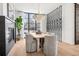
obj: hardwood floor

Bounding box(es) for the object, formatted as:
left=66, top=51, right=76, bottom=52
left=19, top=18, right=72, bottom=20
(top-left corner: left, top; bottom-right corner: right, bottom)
left=58, top=42, right=79, bottom=56
left=8, top=39, right=26, bottom=56
left=8, top=39, right=79, bottom=56
left=8, top=39, right=44, bottom=56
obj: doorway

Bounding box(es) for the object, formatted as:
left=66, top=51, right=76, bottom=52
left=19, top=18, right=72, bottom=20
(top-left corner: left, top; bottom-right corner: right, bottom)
left=75, top=3, right=79, bottom=44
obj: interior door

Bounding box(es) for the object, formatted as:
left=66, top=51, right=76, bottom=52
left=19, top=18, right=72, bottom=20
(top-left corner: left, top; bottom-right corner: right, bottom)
left=75, top=4, right=79, bottom=44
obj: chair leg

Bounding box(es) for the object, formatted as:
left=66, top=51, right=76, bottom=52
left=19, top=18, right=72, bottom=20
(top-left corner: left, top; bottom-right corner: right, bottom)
left=40, top=38, right=44, bottom=51
left=33, top=38, right=37, bottom=52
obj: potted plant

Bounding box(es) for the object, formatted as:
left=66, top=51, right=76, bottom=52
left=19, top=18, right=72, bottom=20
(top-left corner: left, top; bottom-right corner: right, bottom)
left=15, top=16, right=23, bottom=41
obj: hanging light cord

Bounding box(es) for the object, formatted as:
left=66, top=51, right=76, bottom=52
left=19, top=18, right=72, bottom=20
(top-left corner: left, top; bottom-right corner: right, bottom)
left=38, top=3, right=40, bottom=14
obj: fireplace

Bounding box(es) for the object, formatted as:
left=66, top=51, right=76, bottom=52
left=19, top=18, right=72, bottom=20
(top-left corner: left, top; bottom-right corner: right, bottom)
left=8, top=28, right=14, bottom=43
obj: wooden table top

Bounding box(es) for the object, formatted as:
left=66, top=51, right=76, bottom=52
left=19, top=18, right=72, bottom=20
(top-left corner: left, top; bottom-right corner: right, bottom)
left=30, top=32, right=55, bottom=38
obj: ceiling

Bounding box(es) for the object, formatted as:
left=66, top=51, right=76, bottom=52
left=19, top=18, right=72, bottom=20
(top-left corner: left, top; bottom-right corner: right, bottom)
left=15, top=3, right=61, bottom=14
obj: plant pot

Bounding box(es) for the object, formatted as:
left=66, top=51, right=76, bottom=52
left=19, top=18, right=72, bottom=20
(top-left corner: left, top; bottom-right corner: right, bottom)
left=16, top=35, right=21, bottom=41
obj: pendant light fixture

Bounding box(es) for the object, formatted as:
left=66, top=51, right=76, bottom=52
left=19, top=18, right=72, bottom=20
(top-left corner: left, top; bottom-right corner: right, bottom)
left=33, top=3, right=44, bottom=22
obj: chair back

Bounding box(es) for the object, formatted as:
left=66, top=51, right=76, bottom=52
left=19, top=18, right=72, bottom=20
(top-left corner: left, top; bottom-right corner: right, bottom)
left=44, top=35, right=56, bottom=56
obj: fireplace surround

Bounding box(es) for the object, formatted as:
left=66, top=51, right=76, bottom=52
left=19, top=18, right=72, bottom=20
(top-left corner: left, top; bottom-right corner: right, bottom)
left=0, top=16, right=15, bottom=56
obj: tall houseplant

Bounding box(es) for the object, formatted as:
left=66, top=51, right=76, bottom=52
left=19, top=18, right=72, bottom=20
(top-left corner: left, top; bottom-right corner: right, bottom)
left=15, top=16, right=23, bottom=40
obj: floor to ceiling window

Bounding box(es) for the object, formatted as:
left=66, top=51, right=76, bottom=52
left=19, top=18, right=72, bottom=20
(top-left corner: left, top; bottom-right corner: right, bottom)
left=23, top=13, right=28, bottom=34
left=15, top=11, right=40, bottom=38
left=29, top=13, right=36, bottom=32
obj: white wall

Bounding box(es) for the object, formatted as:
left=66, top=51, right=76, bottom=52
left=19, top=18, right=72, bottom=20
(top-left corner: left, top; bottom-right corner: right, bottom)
left=62, top=3, right=75, bottom=44
left=0, top=3, right=8, bottom=16
left=0, top=3, right=3, bottom=15
left=2, top=3, right=7, bottom=16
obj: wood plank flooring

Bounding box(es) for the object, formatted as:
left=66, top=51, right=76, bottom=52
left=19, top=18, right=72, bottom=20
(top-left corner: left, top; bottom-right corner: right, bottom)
left=8, top=39, right=44, bottom=56
left=8, top=39, right=79, bottom=56
left=58, top=42, right=79, bottom=56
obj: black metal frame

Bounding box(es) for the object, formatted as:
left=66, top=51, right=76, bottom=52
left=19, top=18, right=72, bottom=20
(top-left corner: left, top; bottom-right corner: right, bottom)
left=24, top=13, right=41, bottom=33
left=74, top=3, right=76, bottom=44
left=28, top=13, right=37, bottom=32
left=7, top=3, right=9, bottom=17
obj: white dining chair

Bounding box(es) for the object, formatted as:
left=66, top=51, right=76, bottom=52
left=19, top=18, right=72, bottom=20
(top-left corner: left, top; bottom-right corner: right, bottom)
left=44, top=35, right=57, bottom=56
left=26, top=34, right=37, bottom=53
